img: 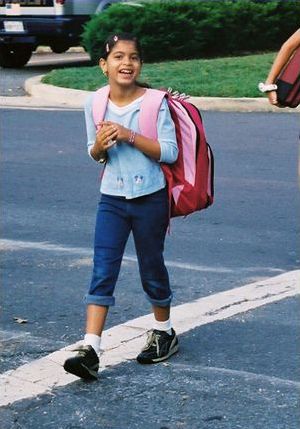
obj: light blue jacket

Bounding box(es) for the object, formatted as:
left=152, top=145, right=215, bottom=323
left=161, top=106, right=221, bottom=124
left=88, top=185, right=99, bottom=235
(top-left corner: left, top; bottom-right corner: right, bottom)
left=84, top=92, right=178, bottom=199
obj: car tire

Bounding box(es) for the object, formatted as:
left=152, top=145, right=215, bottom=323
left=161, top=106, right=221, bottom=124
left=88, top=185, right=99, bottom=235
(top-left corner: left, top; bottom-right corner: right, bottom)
left=50, top=43, right=70, bottom=54
left=0, top=45, right=33, bottom=68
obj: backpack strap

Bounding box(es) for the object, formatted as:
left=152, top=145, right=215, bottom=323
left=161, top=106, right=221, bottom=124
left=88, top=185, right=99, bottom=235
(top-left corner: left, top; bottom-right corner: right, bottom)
left=92, top=85, right=110, bottom=128
left=139, top=89, right=173, bottom=228
left=139, top=88, right=167, bottom=139
left=92, top=86, right=166, bottom=135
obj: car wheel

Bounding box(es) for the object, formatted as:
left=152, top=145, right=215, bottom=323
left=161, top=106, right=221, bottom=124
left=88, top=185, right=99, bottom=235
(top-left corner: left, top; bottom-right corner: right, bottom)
left=50, top=43, right=70, bottom=54
left=0, top=45, right=33, bottom=68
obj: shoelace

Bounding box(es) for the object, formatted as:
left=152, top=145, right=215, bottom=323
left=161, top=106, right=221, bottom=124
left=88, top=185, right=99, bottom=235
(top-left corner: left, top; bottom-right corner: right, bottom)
left=144, top=331, right=161, bottom=355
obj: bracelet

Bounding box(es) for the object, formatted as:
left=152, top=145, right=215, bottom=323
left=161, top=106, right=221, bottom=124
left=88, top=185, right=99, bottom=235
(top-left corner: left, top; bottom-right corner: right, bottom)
left=128, top=130, right=136, bottom=146
left=258, top=82, right=278, bottom=93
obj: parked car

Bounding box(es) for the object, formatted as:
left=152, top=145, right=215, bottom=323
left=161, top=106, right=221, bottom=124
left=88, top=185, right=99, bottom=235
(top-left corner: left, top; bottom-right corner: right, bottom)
left=0, top=0, right=128, bottom=68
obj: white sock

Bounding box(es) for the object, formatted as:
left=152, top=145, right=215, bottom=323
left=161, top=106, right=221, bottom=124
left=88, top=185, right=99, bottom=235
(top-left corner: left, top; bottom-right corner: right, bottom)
left=153, top=318, right=172, bottom=335
left=84, top=333, right=101, bottom=354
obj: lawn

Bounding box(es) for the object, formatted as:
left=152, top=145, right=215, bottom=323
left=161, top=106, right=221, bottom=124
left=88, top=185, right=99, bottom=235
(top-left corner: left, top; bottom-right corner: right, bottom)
left=42, top=52, right=276, bottom=98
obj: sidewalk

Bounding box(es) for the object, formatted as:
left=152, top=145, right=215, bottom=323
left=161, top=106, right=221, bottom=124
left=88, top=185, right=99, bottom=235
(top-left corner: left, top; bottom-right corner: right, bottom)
left=1, top=74, right=299, bottom=112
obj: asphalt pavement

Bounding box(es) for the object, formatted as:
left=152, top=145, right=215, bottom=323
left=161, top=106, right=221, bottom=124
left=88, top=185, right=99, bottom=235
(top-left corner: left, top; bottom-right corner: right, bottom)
left=0, top=48, right=91, bottom=97
left=1, top=105, right=299, bottom=428
left=1, top=53, right=300, bottom=428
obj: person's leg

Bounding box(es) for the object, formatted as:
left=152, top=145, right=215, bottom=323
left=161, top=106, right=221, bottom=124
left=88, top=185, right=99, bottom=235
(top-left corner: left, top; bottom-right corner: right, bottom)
left=85, top=194, right=131, bottom=334
left=86, top=304, right=109, bottom=336
left=152, top=305, right=172, bottom=334
left=83, top=305, right=108, bottom=353
left=64, top=195, right=131, bottom=379
left=152, top=305, right=170, bottom=321
left=131, top=188, right=178, bottom=363
left=132, top=188, right=172, bottom=308
left=86, top=195, right=131, bottom=305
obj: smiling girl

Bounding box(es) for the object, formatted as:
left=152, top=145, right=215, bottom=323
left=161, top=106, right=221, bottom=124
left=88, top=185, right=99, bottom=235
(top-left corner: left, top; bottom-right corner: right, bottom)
left=63, top=33, right=179, bottom=380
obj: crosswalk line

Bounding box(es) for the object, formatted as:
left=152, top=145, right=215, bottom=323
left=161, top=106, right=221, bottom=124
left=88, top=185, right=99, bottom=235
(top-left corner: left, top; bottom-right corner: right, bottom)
left=1, top=270, right=299, bottom=407
left=0, top=238, right=284, bottom=274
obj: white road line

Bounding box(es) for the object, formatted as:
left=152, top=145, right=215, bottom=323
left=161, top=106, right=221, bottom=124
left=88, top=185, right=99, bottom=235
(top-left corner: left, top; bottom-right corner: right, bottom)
left=0, top=239, right=284, bottom=274
left=1, top=270, right=299, bottom=407
left=172, top=364, right=300, bottom=388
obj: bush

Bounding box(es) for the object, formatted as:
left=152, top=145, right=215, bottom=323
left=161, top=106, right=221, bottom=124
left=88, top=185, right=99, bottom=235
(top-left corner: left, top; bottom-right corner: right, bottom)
left=82, top=0, right=300, bottom=63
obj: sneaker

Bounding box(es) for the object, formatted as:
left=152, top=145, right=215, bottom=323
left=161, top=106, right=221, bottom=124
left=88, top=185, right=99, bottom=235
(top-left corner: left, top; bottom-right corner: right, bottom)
left=136, top=328, right=179, bottom=364
left=63, top=345, right=99, bottom=380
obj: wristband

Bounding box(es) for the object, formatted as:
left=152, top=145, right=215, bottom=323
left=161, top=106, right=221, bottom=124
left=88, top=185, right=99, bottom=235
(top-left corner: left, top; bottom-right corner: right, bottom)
left=258, top=82, right=278, bottom=93
left=128, top=130, right=136, bottom=146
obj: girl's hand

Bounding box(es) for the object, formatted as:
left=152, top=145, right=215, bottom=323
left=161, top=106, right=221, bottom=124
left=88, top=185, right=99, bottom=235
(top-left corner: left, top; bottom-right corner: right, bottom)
left=95, top=123, right=119, bottom=150
left=99, top=121, right=131, bottom=143
left=267, top=90, right=278, bottom=106
left=267, top=91, right=285, bottom=108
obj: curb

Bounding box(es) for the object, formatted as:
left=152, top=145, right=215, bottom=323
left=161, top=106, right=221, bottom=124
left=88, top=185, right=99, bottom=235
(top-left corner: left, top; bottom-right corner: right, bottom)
left=2, top=74, right=300, bottom=113
left=34, top=46, right=86, bottom=54
left=24, top=75, right=91, bottom=108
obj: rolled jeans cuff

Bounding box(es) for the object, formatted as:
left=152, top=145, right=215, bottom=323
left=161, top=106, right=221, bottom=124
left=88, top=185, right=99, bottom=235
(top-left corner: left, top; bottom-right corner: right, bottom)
left=145, top=293, right=173, bottom=308
left=84, top=294, right=115, bottom=307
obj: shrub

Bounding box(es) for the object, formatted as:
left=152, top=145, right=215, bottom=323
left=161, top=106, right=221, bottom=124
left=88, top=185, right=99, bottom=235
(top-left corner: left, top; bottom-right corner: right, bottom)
left=82, top=0, right=300, bottom=63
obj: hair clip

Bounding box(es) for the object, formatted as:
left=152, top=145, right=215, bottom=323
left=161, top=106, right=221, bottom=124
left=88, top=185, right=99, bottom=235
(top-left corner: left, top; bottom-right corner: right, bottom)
left=106, top=43, right=109, bottom=53
left=113, top=35, right=118, bottom=42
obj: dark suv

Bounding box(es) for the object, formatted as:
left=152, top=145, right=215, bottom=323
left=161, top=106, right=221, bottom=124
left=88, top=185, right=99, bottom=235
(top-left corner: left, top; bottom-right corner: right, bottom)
left=0, top=0, right=125, bottom=68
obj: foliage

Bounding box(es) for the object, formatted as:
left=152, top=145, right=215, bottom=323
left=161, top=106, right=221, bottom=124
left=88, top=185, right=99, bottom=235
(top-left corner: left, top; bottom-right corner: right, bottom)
left=81, top=0, right=300, bottom=63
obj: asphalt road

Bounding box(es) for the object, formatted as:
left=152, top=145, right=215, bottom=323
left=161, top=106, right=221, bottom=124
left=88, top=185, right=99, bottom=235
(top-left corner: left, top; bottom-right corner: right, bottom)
left=1, top=107, right=299, bottom=428
left=0, top=50, right=91, bottom=97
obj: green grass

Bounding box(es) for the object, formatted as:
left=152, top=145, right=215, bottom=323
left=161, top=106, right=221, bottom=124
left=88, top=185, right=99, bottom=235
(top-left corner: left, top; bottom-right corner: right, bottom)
left=42, top=52, right=276, bottom=98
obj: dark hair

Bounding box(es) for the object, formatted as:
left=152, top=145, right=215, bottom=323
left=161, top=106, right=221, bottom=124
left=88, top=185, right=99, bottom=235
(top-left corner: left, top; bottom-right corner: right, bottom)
left=101, top=33, right=143, bottom=61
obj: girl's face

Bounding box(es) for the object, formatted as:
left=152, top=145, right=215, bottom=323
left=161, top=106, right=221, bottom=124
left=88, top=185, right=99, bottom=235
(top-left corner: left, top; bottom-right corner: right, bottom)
left=100, top=40, right=142, bottom=87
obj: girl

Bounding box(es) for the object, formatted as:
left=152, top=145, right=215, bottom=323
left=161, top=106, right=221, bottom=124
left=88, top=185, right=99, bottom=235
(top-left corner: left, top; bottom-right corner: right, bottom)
left=64, top=33, right=179, bottom=380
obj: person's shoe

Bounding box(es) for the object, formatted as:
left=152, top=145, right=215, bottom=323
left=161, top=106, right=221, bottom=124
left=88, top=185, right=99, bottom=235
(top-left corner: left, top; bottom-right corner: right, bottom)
left=136, top=328, right=179, bottom=364
left=63, top=345, right=99, bottom=380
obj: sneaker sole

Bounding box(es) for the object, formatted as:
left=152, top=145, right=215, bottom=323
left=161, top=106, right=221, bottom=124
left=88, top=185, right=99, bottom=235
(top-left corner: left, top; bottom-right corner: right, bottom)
left=137, top=343, right=179, bottom=365
left=63, top=361, right=98, bottom=381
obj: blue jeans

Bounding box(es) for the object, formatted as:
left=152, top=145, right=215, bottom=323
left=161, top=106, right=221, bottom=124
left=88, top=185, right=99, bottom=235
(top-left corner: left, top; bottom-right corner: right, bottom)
left=85, top=187, right=172, bottom=307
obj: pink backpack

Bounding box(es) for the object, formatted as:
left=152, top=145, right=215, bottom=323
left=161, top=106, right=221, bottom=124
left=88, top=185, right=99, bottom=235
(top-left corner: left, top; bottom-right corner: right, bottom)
left=92, top=85, right=214, bottom=217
